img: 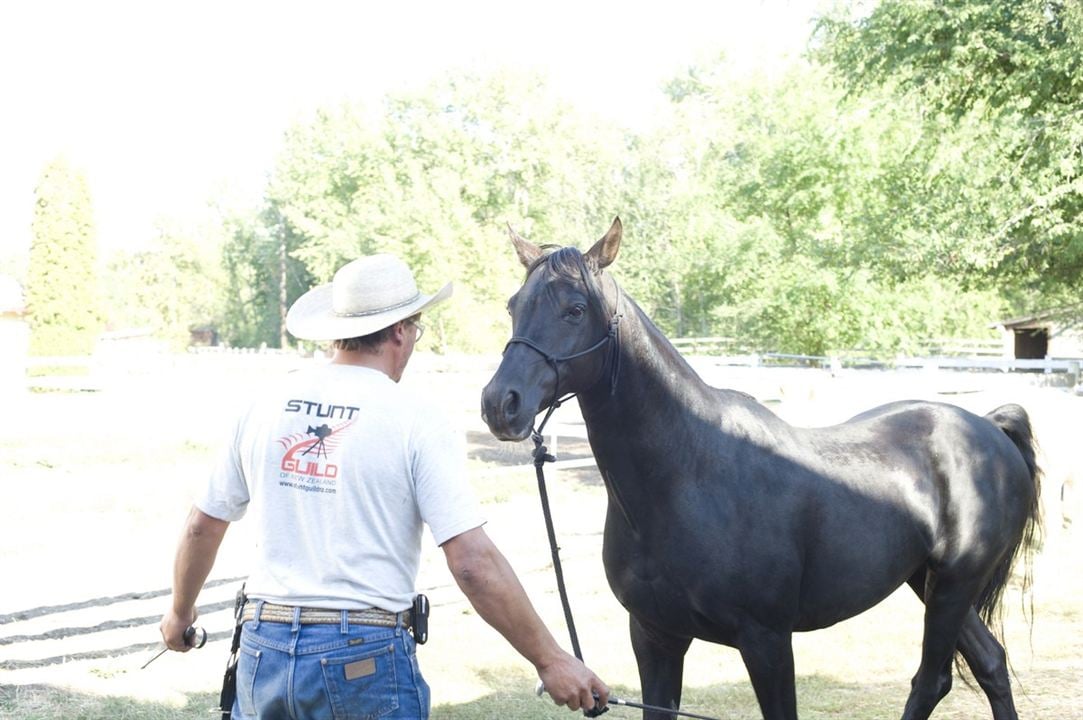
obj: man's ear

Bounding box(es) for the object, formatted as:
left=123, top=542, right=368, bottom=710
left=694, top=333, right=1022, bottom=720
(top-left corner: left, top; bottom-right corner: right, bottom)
left=389, top=320, right=409, bottom=344
left=585, top=217, right=622, bottom=269
left=508, top=223, right=543, bottom=268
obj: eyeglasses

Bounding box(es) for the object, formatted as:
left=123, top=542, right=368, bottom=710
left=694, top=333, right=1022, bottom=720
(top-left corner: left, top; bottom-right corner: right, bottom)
left=410, top=319, right=425, bottom=341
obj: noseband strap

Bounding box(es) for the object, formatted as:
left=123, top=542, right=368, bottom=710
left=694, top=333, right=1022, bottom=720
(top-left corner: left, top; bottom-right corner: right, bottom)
left=503, top=310, right=622, bottom=418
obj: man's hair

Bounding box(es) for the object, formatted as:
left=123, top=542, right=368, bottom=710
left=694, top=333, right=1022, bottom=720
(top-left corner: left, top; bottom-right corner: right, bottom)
left=333, top=314, right=419, bottom=352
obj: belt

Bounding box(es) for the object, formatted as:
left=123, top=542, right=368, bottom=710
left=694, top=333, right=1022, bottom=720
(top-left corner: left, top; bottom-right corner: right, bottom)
left=241, top=602, right=410, bottom=628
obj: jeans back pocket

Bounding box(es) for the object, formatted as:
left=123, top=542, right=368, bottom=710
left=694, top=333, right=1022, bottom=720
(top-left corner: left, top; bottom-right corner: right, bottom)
left=321, top=643, right=399, bottom=720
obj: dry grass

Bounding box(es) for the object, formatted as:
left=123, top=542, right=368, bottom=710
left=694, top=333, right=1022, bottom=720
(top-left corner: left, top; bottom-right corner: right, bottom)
left=1, top=353, right=1081, bottom=719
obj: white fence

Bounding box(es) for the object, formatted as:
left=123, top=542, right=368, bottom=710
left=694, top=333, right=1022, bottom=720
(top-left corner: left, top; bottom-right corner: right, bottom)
left=19, top=339, right=1083, bottom=392
left=668, top=336, right=1081, bottom=384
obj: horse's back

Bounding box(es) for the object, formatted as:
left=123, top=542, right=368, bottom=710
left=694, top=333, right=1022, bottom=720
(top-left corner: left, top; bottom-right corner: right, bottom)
left=779, top=399, right=1037, bottom=627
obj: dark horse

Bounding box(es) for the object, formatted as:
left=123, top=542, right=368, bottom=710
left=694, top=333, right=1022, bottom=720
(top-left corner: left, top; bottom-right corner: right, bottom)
left=480, top=218, right=1041, bottom=720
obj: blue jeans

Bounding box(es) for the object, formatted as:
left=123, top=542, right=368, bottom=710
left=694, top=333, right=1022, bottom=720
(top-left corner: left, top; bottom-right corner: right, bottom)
left=232, top=603, right=429, bottom=720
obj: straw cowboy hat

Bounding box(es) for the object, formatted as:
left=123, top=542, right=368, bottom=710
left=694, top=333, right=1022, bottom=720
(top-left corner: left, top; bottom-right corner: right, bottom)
left=286, top=254, right=452, bottom=341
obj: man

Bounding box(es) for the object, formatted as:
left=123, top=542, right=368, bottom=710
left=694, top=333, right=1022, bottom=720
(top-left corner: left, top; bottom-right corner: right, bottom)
left=160, top=253, right=609, bottom=718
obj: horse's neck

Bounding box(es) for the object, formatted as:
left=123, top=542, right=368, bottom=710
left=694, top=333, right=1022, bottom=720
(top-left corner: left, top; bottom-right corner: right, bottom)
left=579, top=294, right=705, bottom=443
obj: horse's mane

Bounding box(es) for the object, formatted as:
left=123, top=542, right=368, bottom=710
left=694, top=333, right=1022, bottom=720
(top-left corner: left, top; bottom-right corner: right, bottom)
left=526, top=245, right=608, bottom=312
left=525, top=245, right=600, bottom=279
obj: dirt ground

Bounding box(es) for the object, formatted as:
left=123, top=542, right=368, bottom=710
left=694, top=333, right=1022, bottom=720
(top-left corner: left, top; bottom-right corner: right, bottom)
left=1, top=352, right=1081, bottom=718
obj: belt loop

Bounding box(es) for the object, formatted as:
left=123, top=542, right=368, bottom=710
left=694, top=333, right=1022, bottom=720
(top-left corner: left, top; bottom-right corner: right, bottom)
left=253, top=600, right=264, bottom=630
left=291, top=605, right=301, bottom=633
left=340, top=609, right=349, bottom=634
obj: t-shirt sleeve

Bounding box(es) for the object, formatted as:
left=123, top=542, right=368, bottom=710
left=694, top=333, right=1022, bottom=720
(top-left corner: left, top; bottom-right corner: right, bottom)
left=412, top=409, right=484, bottom=546
left=195, top=413, right=251, bottom=522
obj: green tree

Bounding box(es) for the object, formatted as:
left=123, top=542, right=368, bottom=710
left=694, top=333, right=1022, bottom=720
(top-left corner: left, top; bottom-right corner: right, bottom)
left=815, top=0, right=1083, bottom=292
left=218, top=204, right=311, bottom=349
left=261, top=70, right=627, bottom=353
left=104, top=219, right=225, bottom=349
left=27, top=157, right=101, bottom=356
left=622, top=56, right=1008, bottom=355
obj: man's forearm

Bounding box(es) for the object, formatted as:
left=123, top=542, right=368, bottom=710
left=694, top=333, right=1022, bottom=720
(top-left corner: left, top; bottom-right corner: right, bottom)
left=445, top=529, right=564, bottom=670
left=172, top=506, right=229, bottom=615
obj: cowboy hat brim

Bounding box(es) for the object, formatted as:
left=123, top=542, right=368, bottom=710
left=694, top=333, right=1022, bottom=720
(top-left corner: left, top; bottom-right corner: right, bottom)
left=286, top=281, right=453, bottom=341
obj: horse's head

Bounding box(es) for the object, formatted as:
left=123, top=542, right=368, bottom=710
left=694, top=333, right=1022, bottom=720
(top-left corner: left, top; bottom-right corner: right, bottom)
left=481, top=218, right=623, bottom=441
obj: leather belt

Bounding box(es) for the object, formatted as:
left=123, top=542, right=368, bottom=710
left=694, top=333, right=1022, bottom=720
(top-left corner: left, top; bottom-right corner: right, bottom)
left=241, top=602, right=409, bottom=628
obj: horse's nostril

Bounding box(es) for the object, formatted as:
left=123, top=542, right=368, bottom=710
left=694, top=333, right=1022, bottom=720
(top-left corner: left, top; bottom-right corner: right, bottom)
left=502, top=390, right=521, bottom=419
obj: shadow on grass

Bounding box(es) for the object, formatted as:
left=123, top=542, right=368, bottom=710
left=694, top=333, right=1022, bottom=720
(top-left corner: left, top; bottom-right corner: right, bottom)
left=430, top=667, right=916, bottom=720
left=465, top=430, right=594, bottom=467
left=2, top=668, right=1065, bottom=720
left=428, top=667, right=1064, bottom=720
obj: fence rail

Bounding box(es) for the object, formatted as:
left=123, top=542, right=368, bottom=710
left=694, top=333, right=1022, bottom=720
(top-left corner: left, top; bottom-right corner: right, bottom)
left=667, top=336, right=1081, bottom=382
left=18, top=339, right=1083, bottom=388
left=914, top=338, right=1005, bottom=357
left=670, top=336, right=1008, bottom=359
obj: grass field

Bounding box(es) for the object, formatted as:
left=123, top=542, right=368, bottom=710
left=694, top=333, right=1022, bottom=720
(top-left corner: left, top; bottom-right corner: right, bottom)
left=1, top=352, right=1081, bottom=719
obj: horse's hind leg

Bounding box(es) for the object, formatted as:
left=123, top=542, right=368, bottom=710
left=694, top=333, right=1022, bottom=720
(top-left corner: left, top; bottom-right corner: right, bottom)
left=955, top=611, right=1017, bottom=720
left=902, top=573, right=976, bottom=720
left=905, top=571, right=953, bottom=703
left=906, top=570, right=1018, bottom=719
left=630, top=615, right=691, bottom=720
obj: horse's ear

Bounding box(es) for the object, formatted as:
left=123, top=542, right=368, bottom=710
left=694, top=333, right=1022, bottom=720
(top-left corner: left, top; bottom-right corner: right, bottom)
left=507, top=223, right=543, bottom=268
left=586, top=217, right=622, bottom=269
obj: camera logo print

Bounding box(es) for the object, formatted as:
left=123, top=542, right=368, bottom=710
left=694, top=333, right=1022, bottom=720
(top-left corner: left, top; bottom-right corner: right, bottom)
left=277, top=419, right=356, bottom=490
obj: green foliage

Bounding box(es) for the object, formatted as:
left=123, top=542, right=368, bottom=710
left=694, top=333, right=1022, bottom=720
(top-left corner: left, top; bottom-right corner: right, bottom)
left=218, top=204, right=312, bottom=349
left=27, top=157, right=101, bottom=356
left=103, top=220, right=224, bottom=349
left=815, top=0, right=1083, bottom=291
left=213, top=7, right=1079, bottom=356
left=252, top=71, right=627, bottom=353
left=815, top=0, right=1083, bottom=117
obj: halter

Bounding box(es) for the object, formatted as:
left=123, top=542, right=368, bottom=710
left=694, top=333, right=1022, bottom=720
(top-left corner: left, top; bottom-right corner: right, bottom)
left=502, top=257, right=624, bottom=417
left=503, top=312, right=622, bottom=406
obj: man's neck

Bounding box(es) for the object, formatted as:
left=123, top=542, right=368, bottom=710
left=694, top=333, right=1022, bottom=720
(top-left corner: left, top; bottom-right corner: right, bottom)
left=329, top=347, right=404, bottom=382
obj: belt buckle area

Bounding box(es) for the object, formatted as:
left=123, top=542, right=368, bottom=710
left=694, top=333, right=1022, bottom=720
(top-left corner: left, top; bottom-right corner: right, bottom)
left=243, top=602, right=402, bottom=627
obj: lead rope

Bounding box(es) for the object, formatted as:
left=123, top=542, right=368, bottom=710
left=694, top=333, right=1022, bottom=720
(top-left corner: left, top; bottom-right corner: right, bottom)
left=530, top=406, right=722, bottom=720
left=522, top=291, right=621, bottom=666
left=531, top=404, right=584, bottom=660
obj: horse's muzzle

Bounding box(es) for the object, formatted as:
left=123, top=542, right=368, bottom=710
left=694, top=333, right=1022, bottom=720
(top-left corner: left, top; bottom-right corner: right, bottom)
left=480, top=381, right=534, bottom=442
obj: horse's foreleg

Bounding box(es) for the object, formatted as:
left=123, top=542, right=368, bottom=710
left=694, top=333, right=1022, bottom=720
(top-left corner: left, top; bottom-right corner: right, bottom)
left=630, top=614, right=691, bottom=720
left=736, top=623, right=797, bottom=720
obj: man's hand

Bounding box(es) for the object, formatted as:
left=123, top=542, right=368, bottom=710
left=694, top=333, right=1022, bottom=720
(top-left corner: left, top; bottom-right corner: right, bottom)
left=537, top=651, right=610, bottom=712
left=159, top=608, right=198, bottom=652
left=161, top=506, right=228, bottom=653
left=442, top=528, right=610, bottom=712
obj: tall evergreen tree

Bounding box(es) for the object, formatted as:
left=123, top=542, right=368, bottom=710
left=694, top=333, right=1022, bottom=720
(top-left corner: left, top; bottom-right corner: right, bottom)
left=27, top=157, right=101, bottom=356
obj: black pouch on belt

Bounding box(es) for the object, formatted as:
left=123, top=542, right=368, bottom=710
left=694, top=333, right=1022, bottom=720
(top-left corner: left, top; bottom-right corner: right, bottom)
left=411, top=594, right=429, bottom=644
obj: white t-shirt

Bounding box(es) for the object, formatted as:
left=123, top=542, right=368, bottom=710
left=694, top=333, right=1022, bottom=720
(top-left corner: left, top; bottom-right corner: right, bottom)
left=196, top=363, right=484, bottom=612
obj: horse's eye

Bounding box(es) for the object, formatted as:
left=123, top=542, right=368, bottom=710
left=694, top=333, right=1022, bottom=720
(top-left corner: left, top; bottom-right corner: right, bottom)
left=567, top=304, right=585, bottom=320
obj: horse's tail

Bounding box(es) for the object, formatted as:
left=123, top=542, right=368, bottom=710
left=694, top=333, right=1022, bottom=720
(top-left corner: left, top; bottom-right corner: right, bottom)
left=977, top=403, right=1043, bottom=632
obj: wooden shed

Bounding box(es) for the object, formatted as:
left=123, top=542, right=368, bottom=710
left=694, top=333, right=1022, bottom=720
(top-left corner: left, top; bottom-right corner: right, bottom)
left=994, top=310, right=1083, bottom=359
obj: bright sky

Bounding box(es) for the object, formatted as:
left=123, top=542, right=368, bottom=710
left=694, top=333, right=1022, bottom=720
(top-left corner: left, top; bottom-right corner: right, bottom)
left=0, top=0, right=823, bottom=261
